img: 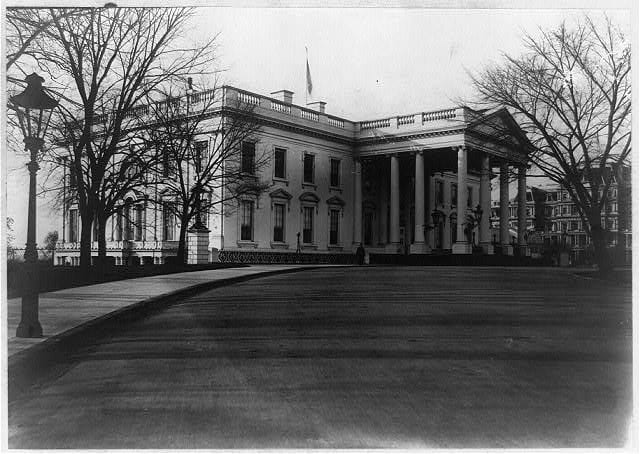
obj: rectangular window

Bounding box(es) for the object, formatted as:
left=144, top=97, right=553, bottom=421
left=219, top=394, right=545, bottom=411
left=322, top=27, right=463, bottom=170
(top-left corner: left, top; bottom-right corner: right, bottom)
left=330, top=159, right=340, bottom=187
left=303, top=206, right=314, bottom=243
left=273, top=203, right=285, bottom=242
left=69, top=209, right=78, bottom=242
left=162, top=203, right=175, bottom=241
left=162, top=148, right=175, bottom=177
left=135, top=204, right=144, bottom=241
left=329, top=209, right=340, bottom=245
left=241, top=142, right=255, bottom=175
left=274, top=148, right=286, bottom=179
left=450, top=183, right=457, bottom=206
left=435, top=180, right=444, bottom=206
left=114, top=208, right=123, bottom=241
left=303, top=154, right=315, bottom=184
left=194, top=140, right=208, bottom=174
left=241, top=200, right=254, bottom=241
left=467, top=186, right=473, bottom=208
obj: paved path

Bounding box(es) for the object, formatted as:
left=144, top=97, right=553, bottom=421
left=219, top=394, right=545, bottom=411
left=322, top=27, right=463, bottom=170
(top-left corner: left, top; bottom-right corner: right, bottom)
left=7, top=265, right=325, bottom=357
left=8, top=267, right=633, bottom=449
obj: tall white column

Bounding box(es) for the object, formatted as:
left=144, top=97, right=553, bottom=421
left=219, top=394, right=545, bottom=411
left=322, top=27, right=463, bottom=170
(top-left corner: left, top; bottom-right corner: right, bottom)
left=424, top=164, right=432, bottom=249
left=353, top=158, right=362, bottom=248
left=378, top=166, right=388, bottom=246
left=452, top=146, right=471, bottom=254
left=410, top=151, right=428, bottom=253
left=387, top=155, right=401, bottom=252
left=517, top=166, right=529, bottom=256
left=479, top=153, right=493, bottom=254
left=500, top=162, right=513, bottom=255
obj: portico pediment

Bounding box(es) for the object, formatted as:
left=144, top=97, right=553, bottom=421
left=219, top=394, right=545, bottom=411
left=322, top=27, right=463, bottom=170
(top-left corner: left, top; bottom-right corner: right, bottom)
left=466, top=108, right=533, bottom=156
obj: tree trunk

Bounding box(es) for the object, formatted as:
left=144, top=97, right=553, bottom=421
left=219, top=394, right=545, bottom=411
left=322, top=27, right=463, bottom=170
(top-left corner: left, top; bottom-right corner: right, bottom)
left=615, top=168, right=628, bottom=266
left=79, top=213, right=93, bottom=267
left=97, top=210, right=108, bottom=267
left=590, top=224, right=612, bottom=275
left=176, top=211, right=190, bottom=265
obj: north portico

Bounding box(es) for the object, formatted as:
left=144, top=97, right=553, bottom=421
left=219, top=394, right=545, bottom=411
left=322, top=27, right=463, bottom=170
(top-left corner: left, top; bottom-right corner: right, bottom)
left=352, top=106, right=531, bottom=257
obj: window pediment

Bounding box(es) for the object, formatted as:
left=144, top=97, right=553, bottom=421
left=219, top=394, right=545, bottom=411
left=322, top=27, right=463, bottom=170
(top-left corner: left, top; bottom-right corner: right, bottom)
left=269, top=188, right=293, bottom=201
left=326, top=195, right=345, bottom=207
left=299, top=191, right=320, bottom=204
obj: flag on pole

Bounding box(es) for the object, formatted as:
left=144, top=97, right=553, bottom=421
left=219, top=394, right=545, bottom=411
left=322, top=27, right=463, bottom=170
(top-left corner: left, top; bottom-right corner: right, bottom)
left=305, top=47, right=313, bottom=96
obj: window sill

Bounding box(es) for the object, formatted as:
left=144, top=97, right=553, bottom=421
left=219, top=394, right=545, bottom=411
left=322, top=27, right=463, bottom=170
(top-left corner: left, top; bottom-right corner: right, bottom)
left=302, top=182, right=317, bottom=190
left=237, top=240, right=258, bottom=248
left=329, top=186, right=342, bottom=193
left=270, top=242, right=289, bottom=249
left=301, top=244, right=317, bottom=250
left=272, top=177, right=289, bottom=186
left=327, top=245, right=343, bottom=251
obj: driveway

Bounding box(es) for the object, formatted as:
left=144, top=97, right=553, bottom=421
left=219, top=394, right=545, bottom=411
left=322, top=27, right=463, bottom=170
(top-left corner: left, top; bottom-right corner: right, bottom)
left=8, top=267, right=633, bottom=448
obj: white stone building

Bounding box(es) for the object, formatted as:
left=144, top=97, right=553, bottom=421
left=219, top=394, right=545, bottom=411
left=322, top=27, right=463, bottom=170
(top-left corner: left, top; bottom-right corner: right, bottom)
left=55, top=85, right=532, bottom=265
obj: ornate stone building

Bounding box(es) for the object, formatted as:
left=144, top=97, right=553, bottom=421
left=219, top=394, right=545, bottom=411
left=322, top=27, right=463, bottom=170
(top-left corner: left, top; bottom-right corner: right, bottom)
left=55, top=85, right=533, bottom=265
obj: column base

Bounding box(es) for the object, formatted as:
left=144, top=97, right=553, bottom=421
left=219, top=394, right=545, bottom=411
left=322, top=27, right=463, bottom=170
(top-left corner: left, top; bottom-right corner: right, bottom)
left=17, top=293, right=43, bottom=338
left=452, top=242, right=472, bottom=254
left=501, top=244, right=514, bottom=256
left=187, top=229, right=211, bottom=265
left=409, top=242, right=431, bottom=254
left=480, top=242, right=494, bottom=255
left=16, top=321, right=43, bottom=338
left=385, top=242, right=401, bottom=253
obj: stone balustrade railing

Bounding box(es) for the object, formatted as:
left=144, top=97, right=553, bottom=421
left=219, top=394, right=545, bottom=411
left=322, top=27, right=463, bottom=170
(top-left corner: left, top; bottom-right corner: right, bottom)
left=359, top=107, right=463, bottom=131
left=360, top=118, right=391, bottom=129
left=64, top=85, right=465, bottom=139
left=270, top=100, right=292, bottom=114
left=237, top=90, right=261, bottom=105
left=422, top=108, right=457, bottom=122
left=327, top=117, right=345, bottom=128
left=300, top=108, right=320, bottom=122
left=397, top=114, right=415, bottom=126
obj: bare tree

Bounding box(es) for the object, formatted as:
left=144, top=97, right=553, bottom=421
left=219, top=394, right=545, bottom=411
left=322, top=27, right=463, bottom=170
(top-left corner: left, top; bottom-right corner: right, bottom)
left=471, top=15, right=630, bottom=273
left=15, top=7, right=217, bottom=266
left=144, top=83, right=267, bottom=263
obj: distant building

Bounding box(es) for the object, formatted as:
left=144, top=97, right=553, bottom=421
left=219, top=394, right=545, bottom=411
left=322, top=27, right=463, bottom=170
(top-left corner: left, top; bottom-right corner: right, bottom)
left=55, top=85, right=535, bottom=265
left=490, top=186, right=547, bottom=256
left=489, top=166, right=632, bottom=265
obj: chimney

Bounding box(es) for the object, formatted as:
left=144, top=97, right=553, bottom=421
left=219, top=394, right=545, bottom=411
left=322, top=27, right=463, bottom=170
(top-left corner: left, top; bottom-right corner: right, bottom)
left=271, top=90, right=294, bottom=104
left=307, top=101, right=326, bottom=113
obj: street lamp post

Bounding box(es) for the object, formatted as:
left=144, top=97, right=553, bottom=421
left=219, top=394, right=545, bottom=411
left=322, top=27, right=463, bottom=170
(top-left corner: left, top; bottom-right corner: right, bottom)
left=10, top=73, right=59, bottom=338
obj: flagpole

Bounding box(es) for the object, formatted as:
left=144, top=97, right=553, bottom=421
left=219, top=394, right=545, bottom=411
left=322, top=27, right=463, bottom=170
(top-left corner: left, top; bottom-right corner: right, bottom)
left=305, top=46, right=308, bottom=106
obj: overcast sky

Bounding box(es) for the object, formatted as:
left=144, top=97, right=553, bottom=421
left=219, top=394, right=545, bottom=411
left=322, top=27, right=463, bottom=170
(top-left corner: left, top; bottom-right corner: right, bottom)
left=5, top=5, right=631, bottom=246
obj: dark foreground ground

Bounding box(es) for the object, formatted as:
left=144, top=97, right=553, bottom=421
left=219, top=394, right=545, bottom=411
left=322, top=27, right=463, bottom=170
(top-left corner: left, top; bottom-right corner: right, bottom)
left=8, top=267, right=633, bottom=449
